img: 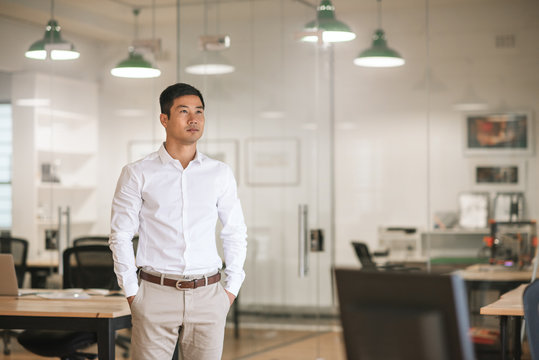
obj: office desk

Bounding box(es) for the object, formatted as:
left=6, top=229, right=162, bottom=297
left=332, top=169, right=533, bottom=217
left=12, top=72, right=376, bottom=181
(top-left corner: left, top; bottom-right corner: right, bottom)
left=480, top=284, right=526, bottom=360
left=0, top=292, right=131, bottom=359
left=455, top=264, right=534, bottom=315
left=456, top=264, right=537, bottom=283
left=454, top=264, right=536, bottom=360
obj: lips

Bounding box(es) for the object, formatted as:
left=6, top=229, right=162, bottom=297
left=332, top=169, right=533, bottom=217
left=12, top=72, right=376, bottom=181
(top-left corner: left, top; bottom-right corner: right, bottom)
left=186, top=128, right=199, bottom=132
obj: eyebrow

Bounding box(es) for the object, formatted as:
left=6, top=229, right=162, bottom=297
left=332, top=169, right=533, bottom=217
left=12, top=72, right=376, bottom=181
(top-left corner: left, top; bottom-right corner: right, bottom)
left=176, top=105, right=204, bottom=110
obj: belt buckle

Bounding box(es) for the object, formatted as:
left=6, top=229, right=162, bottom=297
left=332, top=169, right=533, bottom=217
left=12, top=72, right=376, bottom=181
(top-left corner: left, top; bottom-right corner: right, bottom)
left=175, top=278, right=195, bottom=290
left=175, top=279, right=186, bottom=290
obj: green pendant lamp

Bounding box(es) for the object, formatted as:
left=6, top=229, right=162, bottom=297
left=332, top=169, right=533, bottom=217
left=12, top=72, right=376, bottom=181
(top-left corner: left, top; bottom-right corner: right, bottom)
left=111, top=9, right=161, bottom=79
left=300, top=0, right=356, bottom=43
left=353, top=0, right=404, bottom=67
left=111, top=48, right=161, bottom=78
left=25, top=1, right=79, bottom=60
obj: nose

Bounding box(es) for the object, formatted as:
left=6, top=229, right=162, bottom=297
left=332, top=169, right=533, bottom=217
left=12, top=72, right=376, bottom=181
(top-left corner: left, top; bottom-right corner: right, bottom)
left=188, top=116, right=197, bottom=124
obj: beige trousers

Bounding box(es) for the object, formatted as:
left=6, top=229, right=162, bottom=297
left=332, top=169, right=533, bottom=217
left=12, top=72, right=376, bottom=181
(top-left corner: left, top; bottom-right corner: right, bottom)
left=130, top=272, right=231, bottom=360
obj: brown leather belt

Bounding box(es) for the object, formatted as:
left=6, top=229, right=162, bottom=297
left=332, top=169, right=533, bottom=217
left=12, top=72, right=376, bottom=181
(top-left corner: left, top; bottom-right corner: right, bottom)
left=140, top=270, right=221, bottom=290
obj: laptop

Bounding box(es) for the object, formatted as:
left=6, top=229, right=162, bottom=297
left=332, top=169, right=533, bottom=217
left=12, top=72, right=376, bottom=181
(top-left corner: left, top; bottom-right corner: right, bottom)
left=0, top=254, right=20, bottom=296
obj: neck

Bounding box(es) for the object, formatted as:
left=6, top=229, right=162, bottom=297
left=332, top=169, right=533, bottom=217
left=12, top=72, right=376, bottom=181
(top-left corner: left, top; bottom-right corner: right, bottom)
left=164, top=140, right=197, bottom=168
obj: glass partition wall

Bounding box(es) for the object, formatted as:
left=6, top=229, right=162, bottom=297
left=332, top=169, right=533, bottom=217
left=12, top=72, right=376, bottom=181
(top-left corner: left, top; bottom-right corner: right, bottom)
left=3, top=0, right=539, bottom=358
left=184, top=1, right=336, bottom=356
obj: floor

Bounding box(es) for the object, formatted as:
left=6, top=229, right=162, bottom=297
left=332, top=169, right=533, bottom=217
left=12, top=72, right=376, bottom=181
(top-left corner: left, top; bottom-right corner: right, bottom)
left=0, top=324, right=346, bottom=360
left=0, top=321, right=531, bottom=360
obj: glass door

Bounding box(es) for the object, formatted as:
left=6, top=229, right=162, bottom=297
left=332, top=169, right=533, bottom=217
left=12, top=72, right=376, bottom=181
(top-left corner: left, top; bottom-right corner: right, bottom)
left=193, top=1, right=336, bottom=358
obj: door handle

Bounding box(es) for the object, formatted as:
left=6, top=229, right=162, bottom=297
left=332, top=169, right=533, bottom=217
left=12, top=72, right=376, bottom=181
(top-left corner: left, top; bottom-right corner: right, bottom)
left=298, top=204, right=309, bottom=277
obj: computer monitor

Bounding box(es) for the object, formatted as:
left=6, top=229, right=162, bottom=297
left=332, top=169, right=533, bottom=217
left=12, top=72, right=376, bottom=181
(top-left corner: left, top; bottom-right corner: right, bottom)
left=335, top=268, right=475, bottom=360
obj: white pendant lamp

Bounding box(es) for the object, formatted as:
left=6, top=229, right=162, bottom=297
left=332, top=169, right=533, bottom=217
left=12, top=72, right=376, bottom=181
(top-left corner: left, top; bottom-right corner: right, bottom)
left=185, top=0, right=234, bottom=76
left=185, top=35, right=234, bottom=75
left=453, top=83, right=489, bottom=111
left=185, top=51, right=235, bottom=75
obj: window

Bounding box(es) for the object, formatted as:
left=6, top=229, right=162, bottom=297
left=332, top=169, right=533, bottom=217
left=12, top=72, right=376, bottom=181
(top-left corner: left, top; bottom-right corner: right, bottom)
left=0, top=103, right=12, bottom=229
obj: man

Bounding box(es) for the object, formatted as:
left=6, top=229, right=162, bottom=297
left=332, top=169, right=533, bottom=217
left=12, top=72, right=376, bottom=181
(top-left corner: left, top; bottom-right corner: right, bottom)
left=109, top=83, right=247, bottom=360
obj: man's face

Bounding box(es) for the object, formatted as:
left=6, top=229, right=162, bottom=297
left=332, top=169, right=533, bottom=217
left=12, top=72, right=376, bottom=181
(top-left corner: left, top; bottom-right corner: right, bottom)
left=160, top=95, right=205, bottom=145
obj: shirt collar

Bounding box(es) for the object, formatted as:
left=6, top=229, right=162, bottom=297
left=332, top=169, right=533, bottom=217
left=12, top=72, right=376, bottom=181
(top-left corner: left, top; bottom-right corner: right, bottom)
left=193, top=150, right=206, bottom=164
left=158, top=142, right=173, bottom=164
left=158, top=142, right=206, bottom=165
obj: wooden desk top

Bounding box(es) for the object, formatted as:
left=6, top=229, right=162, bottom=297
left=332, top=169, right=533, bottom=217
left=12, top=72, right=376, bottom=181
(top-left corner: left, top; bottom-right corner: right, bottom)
left=0, top=291, right=130, bottom=319
left=455, top=264, right=538, bottom=282
left=480, top=284, right=527, bottom=317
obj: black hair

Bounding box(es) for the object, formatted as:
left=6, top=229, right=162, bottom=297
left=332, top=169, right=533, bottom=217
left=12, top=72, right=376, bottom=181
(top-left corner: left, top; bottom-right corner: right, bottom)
left=159, top=83, right=205, bottom=117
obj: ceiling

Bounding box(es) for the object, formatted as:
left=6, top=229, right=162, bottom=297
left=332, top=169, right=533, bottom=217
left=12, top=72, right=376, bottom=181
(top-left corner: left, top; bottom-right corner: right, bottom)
left=0, top=0, right=176, bottom=41
left=0, top=0, right=489, bottom=43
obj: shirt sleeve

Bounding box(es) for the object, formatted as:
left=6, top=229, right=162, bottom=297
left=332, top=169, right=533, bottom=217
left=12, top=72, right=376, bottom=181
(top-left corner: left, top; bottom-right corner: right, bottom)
left=109, top=165, right=142, bottom=298
left=217, top=165, right=247, bottom=296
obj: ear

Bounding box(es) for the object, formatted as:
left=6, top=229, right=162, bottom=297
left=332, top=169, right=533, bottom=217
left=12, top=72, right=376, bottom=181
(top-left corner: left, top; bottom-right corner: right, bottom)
left=159, top=113, right=168, bottom=128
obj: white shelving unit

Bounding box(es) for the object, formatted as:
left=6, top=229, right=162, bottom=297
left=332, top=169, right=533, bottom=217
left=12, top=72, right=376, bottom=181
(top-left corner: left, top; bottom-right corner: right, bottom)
left=379, top=226, right=489, bottom=261
left=11, top=72, right=98, bottom=261
left=420, top=228, right=490, bottom=259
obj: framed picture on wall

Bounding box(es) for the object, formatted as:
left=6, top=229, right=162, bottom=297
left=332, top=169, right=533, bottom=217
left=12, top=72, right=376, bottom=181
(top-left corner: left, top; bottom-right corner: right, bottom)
left=245, top=138, right=300, bottom=186
left=469, top=159, right=526, bottom=191
left=463, top=111, right=533, bottom=156
left=198, top=139, right=239, bottom=183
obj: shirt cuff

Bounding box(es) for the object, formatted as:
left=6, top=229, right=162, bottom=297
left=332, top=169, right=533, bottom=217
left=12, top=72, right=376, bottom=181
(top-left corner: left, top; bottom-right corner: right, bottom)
left=224, top=275, right=244, bottom=297
left=123, top=282, right=139, bottom=298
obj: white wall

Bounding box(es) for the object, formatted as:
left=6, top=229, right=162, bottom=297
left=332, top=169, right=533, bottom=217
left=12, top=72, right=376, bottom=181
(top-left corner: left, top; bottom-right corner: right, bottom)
left=1, top=0, right=539, bottom=305
left=334, top=0, right=539, bottom=266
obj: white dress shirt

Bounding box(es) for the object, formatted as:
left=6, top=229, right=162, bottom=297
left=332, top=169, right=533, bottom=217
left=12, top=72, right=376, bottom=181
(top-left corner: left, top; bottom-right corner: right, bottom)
left=110, top=144, right=247, bottom=298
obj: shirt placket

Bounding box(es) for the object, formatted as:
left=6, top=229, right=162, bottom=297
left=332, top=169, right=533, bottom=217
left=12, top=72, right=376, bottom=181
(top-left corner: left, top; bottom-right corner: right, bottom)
left=181, top=166, right=189, bottom=267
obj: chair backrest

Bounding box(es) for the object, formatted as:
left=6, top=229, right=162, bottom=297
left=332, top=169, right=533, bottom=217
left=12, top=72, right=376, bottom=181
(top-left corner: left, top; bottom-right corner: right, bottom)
left=335, top=268, right=475, bottom=360
left=351, top=242, right=377, bottom=270
left=63, top=245, right=120, bottom=290
left=73, top=236, right=109, bottom=247
left=0, top=236, right=28, bottom=287
left=524, top=280, right=539, bottom=360
left=73, top=235, right=138, bottom=255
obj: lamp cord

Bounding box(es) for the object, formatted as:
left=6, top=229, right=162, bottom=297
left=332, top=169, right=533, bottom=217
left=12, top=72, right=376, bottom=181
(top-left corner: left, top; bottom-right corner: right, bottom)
left=133, top=8, right=140, bottom=41
left=204, top=0, right=208, bottom=36
left=216, top=0, right=220, bottom=34
left=377, top=0, right=382, bottom=29
left=176, top=0, right=180, bottom=81
left=51, top=0, right=55, bottom=20
left=152, top=0, right=156, bottom=40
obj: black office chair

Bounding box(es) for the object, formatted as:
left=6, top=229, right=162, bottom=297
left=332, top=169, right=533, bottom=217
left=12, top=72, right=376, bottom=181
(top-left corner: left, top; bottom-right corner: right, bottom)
left=524, top=280, right=539, bottom=360
left=72, top=236, right=136, bottom=357
left=351, top=241, right=420, bottom=272
left=62, top=245, right=121, bottom=290
left=18, top=245, right=122, bottom=360
left=73, top=235, right=139, bottom=255
left=72, top=236, right=109, bottom=247
left=0, top=236, right=28, bottom=355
